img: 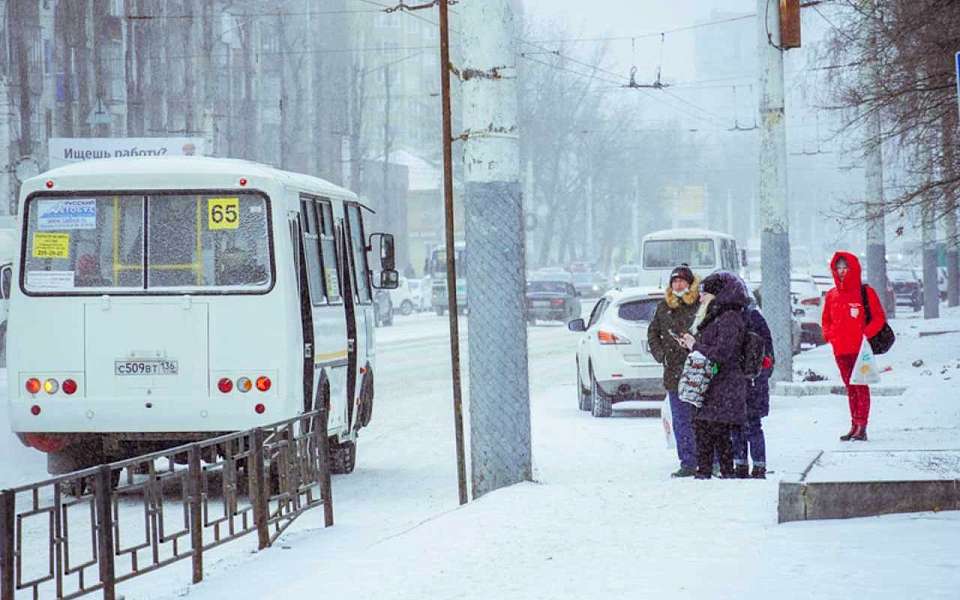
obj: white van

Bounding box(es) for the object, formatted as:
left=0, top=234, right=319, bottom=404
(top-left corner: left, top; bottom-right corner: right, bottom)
left=8, top=157, right=397, bottom=475
left=639, top=228, right=743, bottom=288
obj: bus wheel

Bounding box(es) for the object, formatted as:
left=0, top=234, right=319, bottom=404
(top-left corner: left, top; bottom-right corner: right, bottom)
left=358, top=371, right=374, bottom=428
left=329, top=439, right=357, bottom=474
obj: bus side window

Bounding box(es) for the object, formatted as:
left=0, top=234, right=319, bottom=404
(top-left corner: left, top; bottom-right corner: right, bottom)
left=299, top=197, right=326, bottom=305
left=318, top=200, right=341, bottom=303
left=345, top=205, right=372, bottom=305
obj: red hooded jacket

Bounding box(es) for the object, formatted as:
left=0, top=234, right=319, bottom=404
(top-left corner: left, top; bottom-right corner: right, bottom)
left=821, top=251, right=886, bottom=356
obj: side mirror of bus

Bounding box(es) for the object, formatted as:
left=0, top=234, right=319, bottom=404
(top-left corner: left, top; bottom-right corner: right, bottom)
left=369, top=233, right=396, bottom=272
left=377, top=269, right=400, bottom=290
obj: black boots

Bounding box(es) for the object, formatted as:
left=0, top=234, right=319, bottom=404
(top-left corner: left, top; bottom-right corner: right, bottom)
left=735, top=464, right=750, bottom=479
left=841, top=424, right=868, bottom=442
left=840, top=424, right=857, bottom=441
left=751, top=466, right=766, bottom=479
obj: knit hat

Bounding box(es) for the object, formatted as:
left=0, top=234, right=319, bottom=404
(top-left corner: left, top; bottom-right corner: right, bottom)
left=669, top=264, right=695, bottom=286
left=700, top=273, right=725, bottom=296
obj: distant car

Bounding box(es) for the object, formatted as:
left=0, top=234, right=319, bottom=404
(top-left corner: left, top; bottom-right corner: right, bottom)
left=373, top=288, right=394, bottom=327
left=812, top=273, right=833, bottom=297
left=937, top=267, right=947, bottom=301
left=747, top=279, right=803, bottom=356
left=568, top=288, right=665, bottom=417
left=527, top=279, right=581, bottom=324
left=390, top=276, right=421, bottom=316
left=571, top=271, right=608, bottom=298
left=888, top=268, right=923, bottom=311
left=613, top=264, right=641, bottom=288
left=790, top=273, right=824, bottom=345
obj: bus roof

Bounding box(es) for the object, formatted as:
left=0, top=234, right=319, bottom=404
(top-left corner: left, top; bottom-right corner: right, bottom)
left=642, top=228, right=736, bottom=242
left=21, top=156, right=368, bottom=209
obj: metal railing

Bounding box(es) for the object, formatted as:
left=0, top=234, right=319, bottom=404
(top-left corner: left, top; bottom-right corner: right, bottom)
left=0, top=410, right=334, bottom=600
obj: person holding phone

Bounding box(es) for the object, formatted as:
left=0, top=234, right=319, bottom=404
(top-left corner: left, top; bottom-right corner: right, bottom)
left=648, top=264, right=701, bottom=478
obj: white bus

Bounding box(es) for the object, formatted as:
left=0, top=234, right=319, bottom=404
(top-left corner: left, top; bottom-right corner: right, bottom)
left=8, top=157, right=397, bottom=475
left=638, top=228, right=743, bottom=288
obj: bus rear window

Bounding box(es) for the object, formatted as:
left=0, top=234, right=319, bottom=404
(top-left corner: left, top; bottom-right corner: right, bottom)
left=643, top=239, right=716, bottom=269
left=22, top=193, right=272, bottom=294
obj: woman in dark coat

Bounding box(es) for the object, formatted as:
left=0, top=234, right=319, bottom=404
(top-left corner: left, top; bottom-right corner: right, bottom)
left=679, top=271, right=750, bottom=479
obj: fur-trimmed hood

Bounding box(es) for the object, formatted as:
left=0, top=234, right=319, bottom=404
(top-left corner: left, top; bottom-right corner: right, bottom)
left=665, top=276, right=701, bottom=309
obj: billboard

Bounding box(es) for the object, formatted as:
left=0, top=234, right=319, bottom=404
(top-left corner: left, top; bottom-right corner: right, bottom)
left=48, top=137, right=205, bottom=169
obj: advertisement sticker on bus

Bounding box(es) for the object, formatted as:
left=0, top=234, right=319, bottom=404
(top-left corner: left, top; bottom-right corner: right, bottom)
left=26, top=270, right=75, bottom=290
left=208, top=197, right=240, bottom=230
left=32, top=232, right=71, bottom=258
left=37, top=199, right=97, bottom=231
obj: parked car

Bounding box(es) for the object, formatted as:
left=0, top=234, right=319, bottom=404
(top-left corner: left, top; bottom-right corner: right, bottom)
left=748, top=279, right=804, bottom=355
left=568, top=287, right=665, bottom=417
left=937, top=267, right=947, bottom=301
left=613, top=264, right=641, bottom=288
left=373, top=288, right=394, bottom=327
left=390, top=276, right=422, bottom=316
left=571, top=271, right=608, bottom=298
left=812, top=273, right=833, bottom=297
left=888, top=268, right=923, bottom=311
left=791, top=273, right=825, bottom=345
left=527, top=279, right=581, bottom=324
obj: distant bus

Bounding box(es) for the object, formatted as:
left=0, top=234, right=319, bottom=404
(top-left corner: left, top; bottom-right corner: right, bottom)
left=425, top=243, right=467, bottom=315
left=639, top=228, right=743, bottom=288
left=9, top=157, right=397, bottom=477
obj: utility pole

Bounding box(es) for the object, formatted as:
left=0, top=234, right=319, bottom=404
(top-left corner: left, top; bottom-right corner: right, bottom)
left=863, top=15, right=891, bottom=314
left=943, top=107, right=959, bottom=307
left=586, top=175, right=594, bottom=261
left=757, top=0, right=792, bottom=381
left=438, top=0, right=467, bottom=505
left=0, top=77, right=11, bottom=216
left=382, top=63, right=392, bottom=237
left=921, top=190, right=940, bottom=319
left=460, top=0, right=531, bottom=498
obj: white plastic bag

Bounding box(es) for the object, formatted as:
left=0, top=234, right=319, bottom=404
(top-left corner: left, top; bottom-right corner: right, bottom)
left=661, top=394, right=675, bottom=449
left=850, top=337, right=881, bottom=385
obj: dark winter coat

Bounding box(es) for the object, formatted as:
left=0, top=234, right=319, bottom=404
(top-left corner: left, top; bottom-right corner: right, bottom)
left=692, top=271, right=750, bottom=425
left=744, top=306, right=774, bottom=419
left=648, top=277, right=701, bottom=392
left=822, top=251, right=887, bottom=356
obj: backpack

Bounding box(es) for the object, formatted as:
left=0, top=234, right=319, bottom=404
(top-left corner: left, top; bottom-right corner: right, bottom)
left=741, top=329, right=766, bottom=380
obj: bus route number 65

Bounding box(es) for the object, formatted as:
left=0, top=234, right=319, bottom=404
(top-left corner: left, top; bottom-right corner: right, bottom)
left=208, top=197, right=240, bottom=230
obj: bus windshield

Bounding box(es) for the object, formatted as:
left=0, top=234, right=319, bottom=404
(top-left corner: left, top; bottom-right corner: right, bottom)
left=428, top=248, right=466, bottom=277
left=643, top=239, right=716, bottom=269
left=22, top=193, right=272, bottom=294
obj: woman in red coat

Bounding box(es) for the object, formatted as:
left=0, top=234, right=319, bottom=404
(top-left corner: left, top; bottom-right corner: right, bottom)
left=821, top=252, right=887, bottom=441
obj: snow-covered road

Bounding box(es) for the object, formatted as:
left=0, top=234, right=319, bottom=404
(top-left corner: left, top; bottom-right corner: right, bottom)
left=2, top=307, right=959, bottom=599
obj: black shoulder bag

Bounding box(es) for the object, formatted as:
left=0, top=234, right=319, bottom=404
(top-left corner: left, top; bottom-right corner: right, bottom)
left=861, top=284, right=895, bottom=355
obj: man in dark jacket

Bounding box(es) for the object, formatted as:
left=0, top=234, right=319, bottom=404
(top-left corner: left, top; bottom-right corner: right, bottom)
left=648, top=265, right=701, bottom=478
left=732, top=305, right=774, bottom=479
left=679, top=271, right=749, bottom=479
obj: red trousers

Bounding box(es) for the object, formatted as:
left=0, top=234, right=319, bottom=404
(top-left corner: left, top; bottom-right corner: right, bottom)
left=835, top=354, right=871, bottom=427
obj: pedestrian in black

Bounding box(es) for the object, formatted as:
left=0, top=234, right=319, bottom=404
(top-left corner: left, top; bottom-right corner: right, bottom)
left=732, top=303, right=774, bottom=479
left=678, top=271, right=750, bottom=479
left=648, top=264, right=701, bottom=478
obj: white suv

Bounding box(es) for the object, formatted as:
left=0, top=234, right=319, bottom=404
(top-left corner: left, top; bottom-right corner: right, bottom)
left=568, top=288, right=665, bottom=417
left=790, top=273, right=824, bottom=344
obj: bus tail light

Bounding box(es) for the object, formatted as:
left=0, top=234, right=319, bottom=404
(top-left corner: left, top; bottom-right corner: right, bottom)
left=217, top=378, right=233, bottom=393
left=255, top=403, right=266, bottom=414
left=44, top=379, right=60, bottom=395
left=30, top=405, right=41, bottom=416
left=256, top=376, right=271, bottom=392
left=25, top=378, right=41, bottom=395
left=237, top=377, right=253, bottom=393
left=62, top=379, right=78, bottom=395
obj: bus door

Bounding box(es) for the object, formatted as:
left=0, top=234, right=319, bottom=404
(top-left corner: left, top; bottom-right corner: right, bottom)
left=298, top=197, right=349, bottom=433
left=343, top=204, right=375, bottom=429
left=288, top=214, right=314, bottom=417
